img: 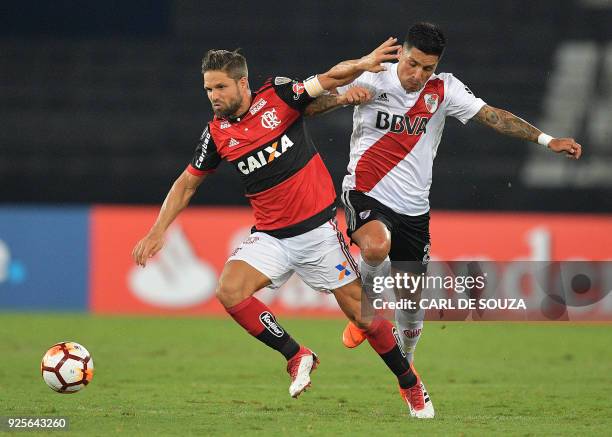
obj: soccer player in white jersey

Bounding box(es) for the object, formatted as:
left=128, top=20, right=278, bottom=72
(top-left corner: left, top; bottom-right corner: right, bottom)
left=305, top=22, right=582, bottom=417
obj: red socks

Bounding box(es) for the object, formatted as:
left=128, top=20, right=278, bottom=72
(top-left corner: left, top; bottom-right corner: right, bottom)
left=365, top=317, right=417, bottom=389
left=226, top=296, right=300, bottom=360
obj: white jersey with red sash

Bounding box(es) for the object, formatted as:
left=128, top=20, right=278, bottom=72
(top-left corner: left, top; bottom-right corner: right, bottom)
left=338, top=64, right=486, bottom=215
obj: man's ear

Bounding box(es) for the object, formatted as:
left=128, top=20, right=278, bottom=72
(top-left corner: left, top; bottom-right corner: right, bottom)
left=239, top=76, right=249, bottom=90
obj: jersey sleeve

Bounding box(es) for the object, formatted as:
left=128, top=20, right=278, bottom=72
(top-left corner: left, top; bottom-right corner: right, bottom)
left=187, top=124, right=222, bottom=176
left=272, top=76, right=316, bottom=112
left=443, top=73, right=486, bottom=124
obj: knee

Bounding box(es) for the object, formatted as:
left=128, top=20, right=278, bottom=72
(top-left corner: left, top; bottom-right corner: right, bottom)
left=361, top=238, right=391, bottom=265
left=216, top=276, right=247, bottom=308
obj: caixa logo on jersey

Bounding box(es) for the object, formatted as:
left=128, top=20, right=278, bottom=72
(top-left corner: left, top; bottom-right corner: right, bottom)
left=236, top=134, right=294, bottom=175
left=375, top=111, right=429, bottom=135
left=259, top=311, right=285, bottom=337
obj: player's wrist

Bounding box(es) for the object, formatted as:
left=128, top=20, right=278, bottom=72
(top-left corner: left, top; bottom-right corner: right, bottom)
left=147, top=227, right=165, bottom=239
left=304, top=75, right=326, bottom=98
left=356, top=55, right=372, bottom=72
left=537, top=133, right=554, bottom=147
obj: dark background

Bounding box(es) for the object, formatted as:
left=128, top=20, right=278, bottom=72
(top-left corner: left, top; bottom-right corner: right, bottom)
left=1, top=0, right=610, bottom=211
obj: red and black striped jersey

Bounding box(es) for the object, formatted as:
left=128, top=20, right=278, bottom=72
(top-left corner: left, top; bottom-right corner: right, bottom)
left=187, top=77, right=337, bottom=238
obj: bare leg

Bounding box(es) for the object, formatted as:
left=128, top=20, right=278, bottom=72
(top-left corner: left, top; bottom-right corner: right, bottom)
left=218, top=260, right=301, bottom=361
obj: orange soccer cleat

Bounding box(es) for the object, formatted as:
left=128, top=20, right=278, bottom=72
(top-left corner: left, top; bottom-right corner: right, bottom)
left=342, top=321, right=367, bottom=348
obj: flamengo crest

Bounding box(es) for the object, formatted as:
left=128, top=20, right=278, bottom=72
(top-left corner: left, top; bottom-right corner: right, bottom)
left=261, top=108, right=282, bottom=129
left=424, top=93, right=439, bottom=113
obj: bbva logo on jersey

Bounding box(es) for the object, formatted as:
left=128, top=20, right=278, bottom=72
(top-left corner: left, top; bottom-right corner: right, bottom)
left=237, top=134, right=294, bottom=175
left=375, top=111, right=429, bottom=135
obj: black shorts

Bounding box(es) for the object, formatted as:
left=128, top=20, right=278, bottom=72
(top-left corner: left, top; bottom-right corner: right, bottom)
left=341, top=190, right=431, bottom=273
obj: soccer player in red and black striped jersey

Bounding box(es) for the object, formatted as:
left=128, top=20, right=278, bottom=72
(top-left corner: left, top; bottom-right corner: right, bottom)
left=132, top=39, right=434, bottom=417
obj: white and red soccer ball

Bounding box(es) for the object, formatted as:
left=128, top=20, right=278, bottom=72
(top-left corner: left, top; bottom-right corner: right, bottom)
left=40, top=342, right=94, bottom=393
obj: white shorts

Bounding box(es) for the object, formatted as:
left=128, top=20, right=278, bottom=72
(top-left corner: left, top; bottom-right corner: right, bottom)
left=227, top=219, right=359, bottom=293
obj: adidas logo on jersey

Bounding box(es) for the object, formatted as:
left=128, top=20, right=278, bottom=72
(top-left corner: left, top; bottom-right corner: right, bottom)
left=237, top=134, right=294, bottom=175
left=376, top=93, right=389, bottom=102
left=375, top=111, right=429, bottom=135
left=228, top=138, right=240, bottom=147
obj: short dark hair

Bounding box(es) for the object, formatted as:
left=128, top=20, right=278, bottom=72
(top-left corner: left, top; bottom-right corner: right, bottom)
left=404, top=22, right=446, bottom=57
left=201, top=49, right=248, bottom=80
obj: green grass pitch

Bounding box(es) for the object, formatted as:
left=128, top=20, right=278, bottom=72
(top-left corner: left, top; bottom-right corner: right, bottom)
left=1, top=314, right=611, bottom=436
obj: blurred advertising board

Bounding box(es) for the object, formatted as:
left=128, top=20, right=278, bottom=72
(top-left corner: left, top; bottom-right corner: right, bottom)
left=90, top=207, right=612, bottom=320
left=90, top=206, right=342, bottom=316
left=0, top=207, right=89, bottom=311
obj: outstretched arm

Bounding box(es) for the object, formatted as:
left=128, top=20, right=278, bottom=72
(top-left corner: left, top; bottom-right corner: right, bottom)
left=304, top=86, right=373, bottom=117
left=301, top=38, right=400, bottom=98
left=473, top=105, right=582, bottom=159
left=318, top=37, right=400, bottom=89
left=132, top=169, right=206, bottom=266
left=303, top=95, right=344, bottom=117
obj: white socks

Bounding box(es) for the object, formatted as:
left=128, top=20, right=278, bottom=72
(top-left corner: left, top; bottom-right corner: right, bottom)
left=359, top=256, right=391, bottom=299
left=395, top=307, right=424, bottom=363
left=359, top=256, right=425, bottom=363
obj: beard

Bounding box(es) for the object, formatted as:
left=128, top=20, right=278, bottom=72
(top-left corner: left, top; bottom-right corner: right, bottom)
left=212, top=94, right=243, bottom=118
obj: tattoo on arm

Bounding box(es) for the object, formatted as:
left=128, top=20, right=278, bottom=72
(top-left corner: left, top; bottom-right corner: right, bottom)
left=304, top=95, right=343, bottom=117
left=473, top=105, right=540, bottom=142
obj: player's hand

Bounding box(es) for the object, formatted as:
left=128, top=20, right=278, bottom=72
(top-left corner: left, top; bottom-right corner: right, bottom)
left=338, top=86, right=373, bottom=106
left=358, top=37, right=402, bottom=73
left=548, top=138, right=582, bottom=159
left=132, top=231, right=165, bottom=267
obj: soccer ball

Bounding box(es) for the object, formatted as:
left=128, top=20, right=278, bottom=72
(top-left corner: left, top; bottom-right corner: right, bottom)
left=40, top=342, right=94, bottom=393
